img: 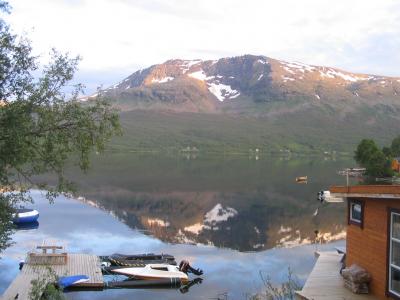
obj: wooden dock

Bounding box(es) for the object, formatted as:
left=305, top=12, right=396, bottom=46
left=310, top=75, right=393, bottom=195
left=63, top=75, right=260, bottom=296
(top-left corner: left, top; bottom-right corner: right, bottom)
left=296, top=251, right=377, bottom=300
left=2, top=252, right=104, bottom=300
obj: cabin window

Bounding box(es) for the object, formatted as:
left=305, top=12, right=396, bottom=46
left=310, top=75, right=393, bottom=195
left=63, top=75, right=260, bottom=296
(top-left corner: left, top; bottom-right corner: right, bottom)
left=348, top=200, right=363, bottom=227
left=389, top=212, right=400, bottom=297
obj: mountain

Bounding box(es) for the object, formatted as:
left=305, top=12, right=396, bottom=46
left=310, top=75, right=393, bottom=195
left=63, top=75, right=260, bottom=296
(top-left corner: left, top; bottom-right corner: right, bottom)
left=88, top=55, right=400, bottom=114
left=84, top=55, right=400, bottom=153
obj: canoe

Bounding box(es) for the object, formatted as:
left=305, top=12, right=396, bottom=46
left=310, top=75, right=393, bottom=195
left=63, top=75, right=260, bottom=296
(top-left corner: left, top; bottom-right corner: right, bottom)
left=296, top=176, right=308, bottom=182
left=12, top=208, right=39, bottom=224
left=110, top=264, right=189, bottom=283
left=105, top=253, right=176, bottom=267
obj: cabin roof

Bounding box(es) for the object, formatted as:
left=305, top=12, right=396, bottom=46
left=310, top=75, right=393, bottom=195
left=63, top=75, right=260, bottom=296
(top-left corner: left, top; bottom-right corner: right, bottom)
left=330, top=185, right=400, bottom=199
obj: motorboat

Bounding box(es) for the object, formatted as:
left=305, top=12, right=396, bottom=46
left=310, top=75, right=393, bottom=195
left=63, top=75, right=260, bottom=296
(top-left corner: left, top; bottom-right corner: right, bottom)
left=109, top=264, right=189, bottom=283
left=12, top=208, right=39, bottom=224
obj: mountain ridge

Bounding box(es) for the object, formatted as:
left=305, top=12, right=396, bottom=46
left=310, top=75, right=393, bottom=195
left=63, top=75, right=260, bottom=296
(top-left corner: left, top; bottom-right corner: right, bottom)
left=83, top=55, right=400, bottom=153
left=84, top=54, right=400, bottom=116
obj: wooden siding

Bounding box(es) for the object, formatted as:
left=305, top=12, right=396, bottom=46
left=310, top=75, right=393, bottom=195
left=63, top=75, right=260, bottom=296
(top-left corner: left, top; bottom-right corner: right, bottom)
left=346, top=197, right=400, bottom=299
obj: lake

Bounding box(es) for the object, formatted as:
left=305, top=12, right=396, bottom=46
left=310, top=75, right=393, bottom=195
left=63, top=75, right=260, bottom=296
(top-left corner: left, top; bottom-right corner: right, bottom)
left=0, top=153, right=352, bottom=299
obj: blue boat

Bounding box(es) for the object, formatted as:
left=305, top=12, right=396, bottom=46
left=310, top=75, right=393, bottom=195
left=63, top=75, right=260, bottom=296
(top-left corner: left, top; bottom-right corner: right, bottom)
left=15, top=221, right=39, bottom=230
left=12, top=208, right=39, bottom=224
left=58, top=275, right=89, bottom=288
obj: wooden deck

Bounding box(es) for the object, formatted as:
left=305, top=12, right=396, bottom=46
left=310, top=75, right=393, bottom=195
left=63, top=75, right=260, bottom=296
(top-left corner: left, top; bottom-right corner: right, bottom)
left=2, top=253, right=104, bottom=300
left=296, top=252, right=377, bottom=300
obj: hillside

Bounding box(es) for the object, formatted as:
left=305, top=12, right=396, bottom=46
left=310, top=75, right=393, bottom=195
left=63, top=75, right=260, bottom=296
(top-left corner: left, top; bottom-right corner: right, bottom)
left=84, top=55, right=400, bottom=153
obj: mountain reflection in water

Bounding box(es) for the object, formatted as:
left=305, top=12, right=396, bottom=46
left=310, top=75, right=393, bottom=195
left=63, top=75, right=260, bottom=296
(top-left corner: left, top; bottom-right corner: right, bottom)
left=63, top=153, right=352, bottom=251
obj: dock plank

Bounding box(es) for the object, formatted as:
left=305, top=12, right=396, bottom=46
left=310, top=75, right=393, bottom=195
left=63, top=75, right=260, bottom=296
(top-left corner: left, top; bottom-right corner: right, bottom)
left=296, top=251, right=377, bottom=300
left=2, top=254, right=104, bottom=300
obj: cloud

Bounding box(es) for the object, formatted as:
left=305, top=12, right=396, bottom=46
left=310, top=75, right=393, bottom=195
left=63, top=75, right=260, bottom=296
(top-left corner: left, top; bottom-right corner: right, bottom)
left=4, top=0, right=400, bottom=93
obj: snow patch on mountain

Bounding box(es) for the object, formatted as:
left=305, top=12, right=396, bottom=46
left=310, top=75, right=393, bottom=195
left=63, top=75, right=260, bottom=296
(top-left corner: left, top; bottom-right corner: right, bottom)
left=183, top=204, right=238, bottom=235
left=282, top=75, right=295, bottom=82
left=208, top=83, right=240, bottom=101
left=282, top=61, right=315, bottom=73
left=278, top=226, right=292, bottom=234
left=258, top=74, right=264, bottom=81
left=319, top=69, right=369, bottom=82
left=184, top=222, right=203, bottom=234
left=188, top=70, right=208, bottom=81
left=146, top=218, right=170, bottom=227
left=188, top=70, right=240, bottom=101
left=151, top=76, right=174, bottom=83
left=180, top=60, right=202, bottom=73
left=204, top=203, right=238, bottom=224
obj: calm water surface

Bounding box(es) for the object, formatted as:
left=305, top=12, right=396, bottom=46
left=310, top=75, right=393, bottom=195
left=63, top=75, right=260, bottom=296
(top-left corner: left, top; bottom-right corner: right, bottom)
left=0, top=154, right=352, bottom=299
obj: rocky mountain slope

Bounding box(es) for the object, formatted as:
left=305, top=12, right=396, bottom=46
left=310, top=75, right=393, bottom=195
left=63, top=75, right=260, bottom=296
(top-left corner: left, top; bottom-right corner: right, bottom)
left=83, top=55, right=400, bottom=153
left=87, top=55, right=400, bottom=116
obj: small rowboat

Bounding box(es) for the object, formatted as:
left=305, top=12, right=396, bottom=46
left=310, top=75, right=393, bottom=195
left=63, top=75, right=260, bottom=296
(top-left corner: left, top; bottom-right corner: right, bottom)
left=12, top=208, right=39, bottom=224
left=110, top=264, right=189, bottom=283
left=296, top=176, right=308, bottom=183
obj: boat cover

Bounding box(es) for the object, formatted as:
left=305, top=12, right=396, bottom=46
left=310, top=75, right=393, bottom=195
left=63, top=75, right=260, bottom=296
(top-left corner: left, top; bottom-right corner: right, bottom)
left=58, top=275, right=89, bottom=288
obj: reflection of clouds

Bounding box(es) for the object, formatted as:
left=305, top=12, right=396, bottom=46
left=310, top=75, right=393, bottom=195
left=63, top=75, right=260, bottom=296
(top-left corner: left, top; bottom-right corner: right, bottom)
left=276, top=229, right=346, bottom=248
left=0, top=190, right=348, bottom=299
left=4, top=231, right=60, bottom=260
left=67, top=231, right=163, bottom=255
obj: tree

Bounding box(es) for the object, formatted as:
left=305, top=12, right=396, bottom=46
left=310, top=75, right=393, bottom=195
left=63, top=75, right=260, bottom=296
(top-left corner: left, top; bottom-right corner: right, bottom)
left=391, top=136, right=400, bottom=157
left=354, top=139, right=393, bottom=177
left=0, top=1, right=120, bottom=251
left=382, top=146, right=393, bottom=157
left=354, top=139, right=380, bottom=166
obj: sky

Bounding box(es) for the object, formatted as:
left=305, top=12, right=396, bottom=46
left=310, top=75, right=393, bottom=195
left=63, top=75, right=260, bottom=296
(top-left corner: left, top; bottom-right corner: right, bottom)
left=5, top=0, right=400, bottom=94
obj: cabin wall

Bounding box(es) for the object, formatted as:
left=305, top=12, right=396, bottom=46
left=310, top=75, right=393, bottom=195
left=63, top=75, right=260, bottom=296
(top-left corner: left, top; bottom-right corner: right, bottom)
left=346, top=198, right=400, bottom=299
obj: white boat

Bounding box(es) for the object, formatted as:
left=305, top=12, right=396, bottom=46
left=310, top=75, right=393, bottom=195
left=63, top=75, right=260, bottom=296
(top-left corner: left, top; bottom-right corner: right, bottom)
left=110, top=264, right=189, bottom=283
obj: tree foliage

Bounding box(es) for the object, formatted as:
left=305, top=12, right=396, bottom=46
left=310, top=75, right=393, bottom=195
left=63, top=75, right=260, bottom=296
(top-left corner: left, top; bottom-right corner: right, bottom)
left=29, top=267, right=65, bottom=300
left=0, top=1, right=120, bottom=251
left=354, top=139, right=393, bottom=177
left=391, top=136, right=400, bottom=157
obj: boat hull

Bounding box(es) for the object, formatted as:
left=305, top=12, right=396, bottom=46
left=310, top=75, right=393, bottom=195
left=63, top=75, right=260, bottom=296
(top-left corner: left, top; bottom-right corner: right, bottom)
left=105, top=253, right=176, bottom=267
left=110, top=264, right=189, bottom=283
left=12, top=209, right=39, bottom=224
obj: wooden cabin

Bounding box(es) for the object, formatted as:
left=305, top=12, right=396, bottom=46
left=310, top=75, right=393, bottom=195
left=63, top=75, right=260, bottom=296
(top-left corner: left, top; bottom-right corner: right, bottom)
left=330, top=185, right=400, bottom=299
